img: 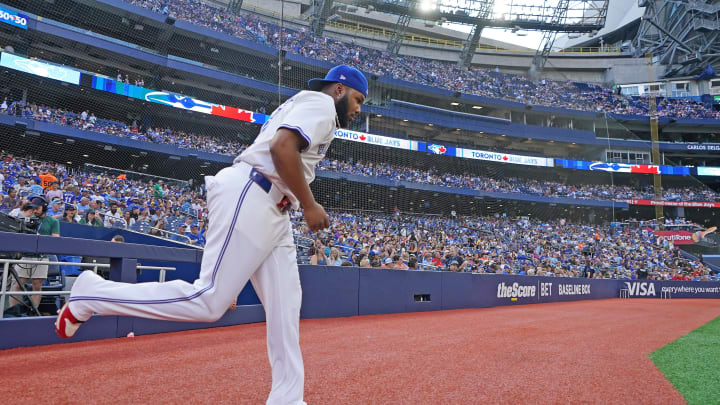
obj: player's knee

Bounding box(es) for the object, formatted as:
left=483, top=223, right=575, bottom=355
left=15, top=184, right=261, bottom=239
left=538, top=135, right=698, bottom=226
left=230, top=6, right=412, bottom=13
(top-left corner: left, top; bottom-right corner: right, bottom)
left=203, top=301, right=229, bottom=322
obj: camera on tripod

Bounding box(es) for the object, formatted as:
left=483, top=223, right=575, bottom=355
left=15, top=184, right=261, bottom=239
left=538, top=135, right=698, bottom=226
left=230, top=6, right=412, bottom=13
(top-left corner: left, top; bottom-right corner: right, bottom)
left=0, top=211, right=41, bottom=235
left=0, top=196, right=48, bottom=317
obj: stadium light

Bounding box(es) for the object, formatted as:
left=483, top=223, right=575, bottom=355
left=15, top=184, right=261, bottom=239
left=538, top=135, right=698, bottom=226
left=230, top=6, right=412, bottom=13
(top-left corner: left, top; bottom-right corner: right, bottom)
left=419, top=0, right=438, bottom=12
left=450, top=102, right=460, bottom=106
left=472, top=105, right=483, bottom=109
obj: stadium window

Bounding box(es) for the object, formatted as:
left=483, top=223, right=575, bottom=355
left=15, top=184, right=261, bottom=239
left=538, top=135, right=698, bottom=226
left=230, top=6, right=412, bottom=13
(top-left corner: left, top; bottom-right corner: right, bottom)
left=621, top=86, right=639, bottom=96
left=672, top=82, right=689, bottom=97
left=643, top=84, right=664, bottom=95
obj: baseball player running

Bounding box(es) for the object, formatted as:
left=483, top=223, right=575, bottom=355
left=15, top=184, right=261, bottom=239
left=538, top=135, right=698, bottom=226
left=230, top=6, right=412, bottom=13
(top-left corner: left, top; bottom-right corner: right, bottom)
left=56, top=65, right=367, bottom=405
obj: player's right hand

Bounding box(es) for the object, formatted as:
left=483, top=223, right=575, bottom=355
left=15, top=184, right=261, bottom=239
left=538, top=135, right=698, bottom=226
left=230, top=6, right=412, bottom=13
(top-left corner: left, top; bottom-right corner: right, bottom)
left=304, top=201, right=330, bottom=232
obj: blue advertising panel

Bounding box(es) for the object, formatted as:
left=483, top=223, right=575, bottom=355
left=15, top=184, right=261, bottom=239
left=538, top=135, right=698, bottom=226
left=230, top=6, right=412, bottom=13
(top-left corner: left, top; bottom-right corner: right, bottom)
left=697, top=166, right=720, bottom=176
left=1, top=52, right=79, bottom=84
left=557, top=159, right=690, bottom=175
left=0, top=6, right=28, bottom=30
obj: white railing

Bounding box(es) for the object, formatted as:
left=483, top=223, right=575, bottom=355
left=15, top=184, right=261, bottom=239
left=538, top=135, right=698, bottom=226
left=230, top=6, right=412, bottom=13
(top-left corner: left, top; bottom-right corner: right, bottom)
left=0, top=258, right=175, bottom=318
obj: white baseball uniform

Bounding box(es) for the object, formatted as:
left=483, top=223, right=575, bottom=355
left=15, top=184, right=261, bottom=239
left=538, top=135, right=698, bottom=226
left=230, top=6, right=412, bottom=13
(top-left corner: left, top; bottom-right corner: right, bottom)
left=68, top=90, right=338, bottom=405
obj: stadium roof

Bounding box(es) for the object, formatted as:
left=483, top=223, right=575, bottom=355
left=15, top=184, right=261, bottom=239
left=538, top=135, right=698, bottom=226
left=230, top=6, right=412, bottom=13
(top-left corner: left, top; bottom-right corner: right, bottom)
left=554, top=0, right=643, bottom=49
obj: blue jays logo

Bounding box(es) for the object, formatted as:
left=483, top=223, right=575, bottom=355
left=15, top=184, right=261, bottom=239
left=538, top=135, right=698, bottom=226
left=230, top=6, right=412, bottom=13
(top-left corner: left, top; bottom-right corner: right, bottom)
left=588, top=162, right=632, bottom=173
left=145, top=92, right=213, bottom=113
left=428, top=144, right=447, bottom=155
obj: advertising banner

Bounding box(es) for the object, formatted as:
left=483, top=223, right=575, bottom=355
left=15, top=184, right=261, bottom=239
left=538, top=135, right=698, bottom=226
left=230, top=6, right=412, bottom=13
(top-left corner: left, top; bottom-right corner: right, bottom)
left=334, top=128, right=417, bottom=151
left=91, top=76, right=267, bottom=125
left=687, top=144, right=720, bottom=151
left=457, top=148, right=554, bottom=167
left=418, top=142, right=457, bottom=156
left=615, top=199, right=720, bottom=208
left=697, top=166, right=720, bottom=176
left=652, top=230, right=696, bottom=245
left=0, top=6, right=28, bottom=30
left=476, top=274, right=618, bottom=306
left=558, top=159, right=690, bottom=175
left=1, top=53, right=80, bottom=84
left=621, top=280, right=720, bottom=298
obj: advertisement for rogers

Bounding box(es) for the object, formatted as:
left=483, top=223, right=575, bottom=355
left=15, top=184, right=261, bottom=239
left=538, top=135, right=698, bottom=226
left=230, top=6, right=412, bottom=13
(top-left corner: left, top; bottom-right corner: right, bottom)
left=653, top=230, right=696, bottom=245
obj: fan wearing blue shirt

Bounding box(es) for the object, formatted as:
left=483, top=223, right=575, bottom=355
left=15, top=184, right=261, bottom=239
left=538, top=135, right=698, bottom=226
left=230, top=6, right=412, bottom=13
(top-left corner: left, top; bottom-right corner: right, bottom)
left=187, top=224, right=205, bottom=246
left=29, top=179, right=43, bottom=197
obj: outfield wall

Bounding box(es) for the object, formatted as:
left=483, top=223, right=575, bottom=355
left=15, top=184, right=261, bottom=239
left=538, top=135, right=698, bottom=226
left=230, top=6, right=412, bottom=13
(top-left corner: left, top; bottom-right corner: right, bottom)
left=0, top=233, right=717, bottom=349
left=3, top=266, right=719, bottom=349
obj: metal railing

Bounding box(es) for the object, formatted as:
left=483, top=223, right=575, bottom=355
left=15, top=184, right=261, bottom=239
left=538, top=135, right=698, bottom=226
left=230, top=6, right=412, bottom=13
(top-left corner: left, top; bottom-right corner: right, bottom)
left=150, top=227, right=193, bottom=244
left=0, top=258, right=175, bottom=318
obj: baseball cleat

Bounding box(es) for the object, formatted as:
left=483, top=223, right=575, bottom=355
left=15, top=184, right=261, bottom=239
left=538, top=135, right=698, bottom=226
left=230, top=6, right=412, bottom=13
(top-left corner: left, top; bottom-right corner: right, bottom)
left=55, top=302, right=84, bottom=338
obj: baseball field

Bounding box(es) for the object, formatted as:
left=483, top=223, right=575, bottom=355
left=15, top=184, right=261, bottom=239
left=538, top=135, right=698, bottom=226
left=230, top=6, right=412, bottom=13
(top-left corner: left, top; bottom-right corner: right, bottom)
left=2, top=298, right=718, bottom=404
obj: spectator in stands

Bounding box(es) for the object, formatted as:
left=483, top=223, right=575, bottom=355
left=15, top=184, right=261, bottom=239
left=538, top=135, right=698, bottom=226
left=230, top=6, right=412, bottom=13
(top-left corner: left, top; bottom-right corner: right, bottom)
left=61, top=205, right=78, bottom=223
left=80, top=209, right=104, bottom=227
left=122, top=210, right=135, bottom=229
left=408, top=255, right=418, bottom=270
left=153, top=180, right=164, bottom=198
left=394, top=255, right=409, bottom=270
left=45, top=181, right=63, bottom=202
left=328, top=248, right=343, bottom=266
left=171, top=223, right=189, bottom=243
left=1, top=188, right=18, bottom=211
left=186, top=223, right=204, bottom=246
left=39, top=171, right=57, bottom=190
left=77, top=196, right=91, bottom=215
left=309, top=241, right=328, bottom=265
left=150, top=217, right=167, bottom=237
left=103, top=201, right=124, bottom=227
left=47, top=199, right=65, bottom=220
left=28, top=179, right=43, bottom=197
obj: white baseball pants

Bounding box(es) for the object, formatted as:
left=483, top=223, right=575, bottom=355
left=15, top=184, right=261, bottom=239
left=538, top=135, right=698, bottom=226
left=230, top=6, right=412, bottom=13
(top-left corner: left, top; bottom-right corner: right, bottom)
left=69, top=162, right=305, bottom=405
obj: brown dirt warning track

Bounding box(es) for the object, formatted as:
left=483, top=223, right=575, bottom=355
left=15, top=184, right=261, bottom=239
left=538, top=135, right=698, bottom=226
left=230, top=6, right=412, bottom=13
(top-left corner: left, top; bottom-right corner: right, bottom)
left=2, top=299, right=720, bottom=404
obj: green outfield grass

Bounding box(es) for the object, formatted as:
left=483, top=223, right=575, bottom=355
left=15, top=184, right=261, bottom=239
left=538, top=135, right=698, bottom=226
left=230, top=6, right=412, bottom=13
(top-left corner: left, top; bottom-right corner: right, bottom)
left=649, top=316, right=720, bottom=405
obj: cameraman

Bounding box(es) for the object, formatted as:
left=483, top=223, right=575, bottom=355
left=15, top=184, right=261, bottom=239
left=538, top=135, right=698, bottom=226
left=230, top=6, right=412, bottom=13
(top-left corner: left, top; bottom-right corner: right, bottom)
left=9, top=196, right=60, bottom=309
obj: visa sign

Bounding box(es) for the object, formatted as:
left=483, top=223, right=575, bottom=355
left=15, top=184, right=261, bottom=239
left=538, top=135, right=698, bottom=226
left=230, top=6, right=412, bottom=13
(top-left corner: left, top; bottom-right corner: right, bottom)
left=624, top=282, right=656, bottom=297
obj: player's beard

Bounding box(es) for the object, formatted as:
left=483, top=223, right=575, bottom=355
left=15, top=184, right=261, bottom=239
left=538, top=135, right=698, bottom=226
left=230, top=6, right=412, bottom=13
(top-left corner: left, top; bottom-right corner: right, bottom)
left=335, top=93, right=351, bottom=128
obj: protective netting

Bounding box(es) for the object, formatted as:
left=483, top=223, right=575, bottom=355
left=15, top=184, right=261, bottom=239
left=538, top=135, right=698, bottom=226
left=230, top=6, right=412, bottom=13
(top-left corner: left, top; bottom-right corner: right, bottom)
left=0, top=0, right=716, bottom=280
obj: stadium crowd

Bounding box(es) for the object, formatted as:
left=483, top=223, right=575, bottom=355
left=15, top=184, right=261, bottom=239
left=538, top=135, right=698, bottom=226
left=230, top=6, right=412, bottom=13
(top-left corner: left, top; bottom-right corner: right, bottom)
left=1, top=153, right=717, bottom=281
left=126, top=0, right=720, bottom=119
left=0, top=99, right=248, bottom=157
left=294, top=211, right=717, bottom=281
left=0, top=154, right=209, bottom=246
left=317, top=159, right=720, bottom=202
left=3, top=100, right=720, bottom=203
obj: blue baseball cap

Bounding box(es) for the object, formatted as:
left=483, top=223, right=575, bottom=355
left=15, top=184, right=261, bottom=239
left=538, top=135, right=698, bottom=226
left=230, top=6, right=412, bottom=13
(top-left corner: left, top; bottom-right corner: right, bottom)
left=308, top=65, right=368, bottom=97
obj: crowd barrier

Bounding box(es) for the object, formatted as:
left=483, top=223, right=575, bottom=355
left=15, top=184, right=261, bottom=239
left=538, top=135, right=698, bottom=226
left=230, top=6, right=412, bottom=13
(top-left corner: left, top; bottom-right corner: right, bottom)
left=0, top=233, right=718, bottom=349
